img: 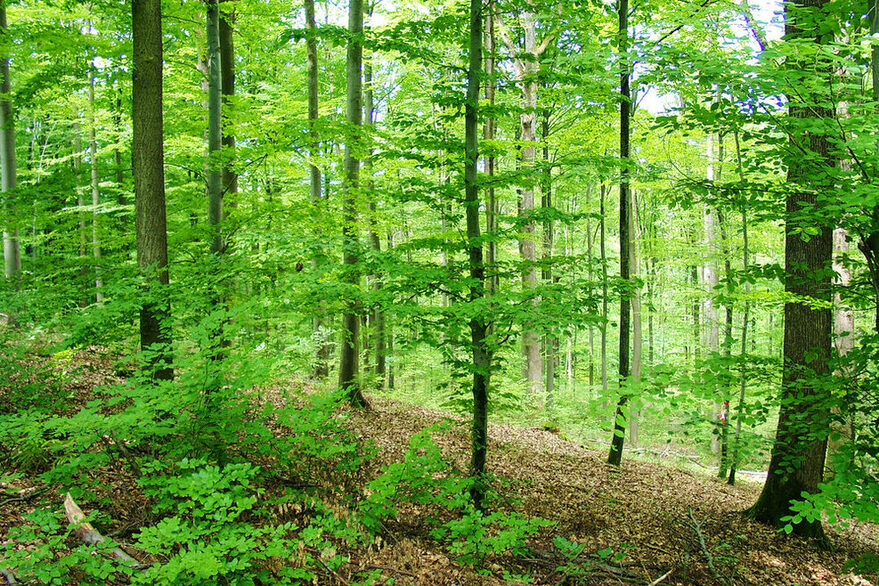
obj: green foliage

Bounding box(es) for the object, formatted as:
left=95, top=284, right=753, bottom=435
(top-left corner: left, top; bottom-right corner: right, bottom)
left=133, top=458, right=307, bottom=585
left=1, top=508, right=136, bottom=585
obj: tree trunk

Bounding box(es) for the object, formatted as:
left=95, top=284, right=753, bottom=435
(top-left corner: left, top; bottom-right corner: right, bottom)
left=608, top=0, right=630, bottom=467
left=628, top=189, right=642, bottom=448
left=364, top=48, right=386, bottom=389
left=219, top=0, right=236, bottom=207
left=339, top=0, right=366, bottom=406
left=133, top=0, right=173, bottom=380
left=728, top=131, right=749, bottom=486
left=0, top=6, right=19, bottom=280
left=600, top=183, right=608, bottom=399
left=305, top=0, right=331, bottom=378
left=484, top=3, right=497, bottom=297
left=748, top=0, right=832, bottom=539
left=207, top=0, right=223, bottom=257
left=89, top=72, right=103, bottom=302
left=541, top=109, right=555, bottom=414
left=464, top=0, right=489, bottom=509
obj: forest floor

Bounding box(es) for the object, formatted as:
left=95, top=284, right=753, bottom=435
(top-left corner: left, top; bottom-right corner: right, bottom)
left=1, top=348, right=877, bottom=585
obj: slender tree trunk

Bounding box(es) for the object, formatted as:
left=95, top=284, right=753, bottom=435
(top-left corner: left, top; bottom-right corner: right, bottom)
left=207, top=0, right=223, bottom=257
left=718, top=210, right=733, bottom=478
left=861, top=0, right=879, bottom=331
left=464, top=0, right=489, bottom=509
left=541, top=109, right=556, bottom=413
left=387, top=230, right=396, bottom=391
left=219, top=0, right=236, bottom=207
left=114, top=87, right=125, bottom=205
left=339, top=0, right=366, bottom=406
left=628, top=189, right=642, bottom=448
left=749, top=0, right=832, bottom=539
left=600, top=183, right=608, bottom=399
left=0, top=6, right=19, bottom=280
left=608, top=0, right=631, bottom=466
left=133, top=0, right=173, bottom=379
left=484, top=2, right=497, bottom=296
left=364, top=48, right=386, bottom=389
left=89, top=72, right=103, bottom=302
left=704, top=136, right=720, bottom=456
left=305, top=0, right=331, bottom=378
left=497, top=12, right=553, bottom=398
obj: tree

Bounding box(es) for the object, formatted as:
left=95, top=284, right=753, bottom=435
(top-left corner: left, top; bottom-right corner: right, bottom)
left=496, top=8, right=556, bottom=399
left=339, top=0, right=366, bottom=406
left=207, top=0, right=223, bottom=258
left=464, top=0, right=488, bottom=509
left=1, top=4, right=19, bottom=280
left=132, top=0, right=173, bottom=379
left=607, top=0, right=631, bottom=467
left=748, top=0, right=833, bottom=539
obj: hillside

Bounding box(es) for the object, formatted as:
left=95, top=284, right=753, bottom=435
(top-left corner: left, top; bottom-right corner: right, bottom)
left=1, top=349, right=877, bottom=585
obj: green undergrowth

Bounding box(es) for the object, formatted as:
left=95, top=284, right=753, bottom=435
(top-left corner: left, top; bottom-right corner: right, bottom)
left=0, top=344, right=558, bottom=584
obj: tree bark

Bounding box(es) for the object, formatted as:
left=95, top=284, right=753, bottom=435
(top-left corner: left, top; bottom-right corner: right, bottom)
left=339, top=0, right=366, bottom=406
left=133, top=0, right=173, bottom=380
left=465, top=0, right=489, bottom=509
left=89, top=71, right=103, bottom=302
left=748, top=0, right=832, bottom=539
left=0, top=6, right=19, bottom=280
left=207, top=0, right=223, bottom=257
left=608, top=0, right=631, bottom=466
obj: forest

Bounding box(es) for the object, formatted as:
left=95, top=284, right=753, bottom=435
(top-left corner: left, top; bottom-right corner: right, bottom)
left=1, top=0, right=878, bottom=583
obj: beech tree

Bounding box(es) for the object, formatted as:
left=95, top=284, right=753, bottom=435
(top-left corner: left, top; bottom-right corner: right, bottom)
left=748, top=0, right=833, bottom=539
left=1, top=5, right=19, bottom=280
left=132, top=0, right=172, bottom=379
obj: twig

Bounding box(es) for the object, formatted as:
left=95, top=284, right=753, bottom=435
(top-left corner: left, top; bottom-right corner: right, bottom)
left=644, top=542, right=674, bottom=556
left=0, top=486, right=49, bottom=508
left=305, top=547, right=349, bottom=585
left=686, top=507, right=725, bottom=585
left=649, top=568, right=674, bottom=586
left=63, top=494, right=144, bottom=569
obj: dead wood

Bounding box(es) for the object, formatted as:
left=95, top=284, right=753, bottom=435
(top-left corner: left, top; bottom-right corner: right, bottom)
left=63, top=493, right=143, bottom=568
left=686, top=507, right=725, bottom=584
left=0, top=563, right=16, bottom=585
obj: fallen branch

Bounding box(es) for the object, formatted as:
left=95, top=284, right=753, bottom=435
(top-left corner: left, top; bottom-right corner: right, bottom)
left=63, top=493, right=143, bottom=569
left=686, top=507, right=725, bottom=585
left=0, top=563, right=16, bottom=585
left=649, top=568, right=674, bottom=586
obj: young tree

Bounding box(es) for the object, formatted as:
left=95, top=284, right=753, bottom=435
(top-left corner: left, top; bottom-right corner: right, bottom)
left=132, top=0, right=173, bottom=379
left=748, top=0, right=833, bottom=538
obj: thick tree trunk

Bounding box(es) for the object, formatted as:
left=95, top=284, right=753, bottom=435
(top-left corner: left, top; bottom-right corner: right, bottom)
left=339, top=0, right=366, bottom=406
left=749, top=0, right=832, bottom=539
left=608, top=0, right=630, bottom=467
left=0, top=6, right=19, bottom=280
left=133, top=0, right=173, bottom=380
